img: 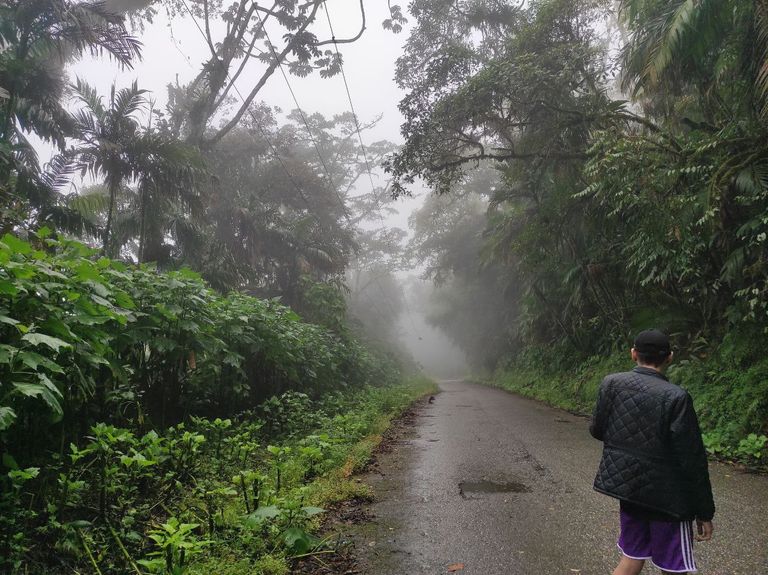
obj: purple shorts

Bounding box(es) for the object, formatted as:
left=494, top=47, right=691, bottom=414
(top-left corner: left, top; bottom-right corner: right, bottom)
left=618, top=509, right=697, bottom=573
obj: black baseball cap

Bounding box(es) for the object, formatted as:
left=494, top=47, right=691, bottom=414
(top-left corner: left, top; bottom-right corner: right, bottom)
left=633, top=329, right=671, bottom=357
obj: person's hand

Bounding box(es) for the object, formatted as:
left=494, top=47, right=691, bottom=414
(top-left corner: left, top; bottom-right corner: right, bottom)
left=695, top=520, right=714, bottom=542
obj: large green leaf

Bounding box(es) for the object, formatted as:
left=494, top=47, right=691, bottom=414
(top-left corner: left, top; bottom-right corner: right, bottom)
left=283, top=526, right=315, bottom=555
left=0, top=280, right=19, bottom=296
left=19, top=351, right=65, bottom=374
left=0, top=406, right=16, bottom=431
left=301, top=506, right=325, bottom=517
left=13, top=377, right=64, bottom=419
left=1, top=234, right=32, bottom=255
left=0, top=344, right=14, bottom=364
left=244, top=505, right=281, bottom=527
left=22, top=333, right=72, bottom=353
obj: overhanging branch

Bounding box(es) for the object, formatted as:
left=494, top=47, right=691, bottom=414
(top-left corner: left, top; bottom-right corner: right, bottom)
left=316, top=0, right=366, bottom=46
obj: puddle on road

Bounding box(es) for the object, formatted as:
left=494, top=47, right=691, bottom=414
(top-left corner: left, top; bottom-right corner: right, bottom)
left=458, top=480, right=530, bottom=499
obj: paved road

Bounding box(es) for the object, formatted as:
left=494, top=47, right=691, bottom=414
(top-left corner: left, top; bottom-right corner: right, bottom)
left=359, top=381, right=768, bottom=575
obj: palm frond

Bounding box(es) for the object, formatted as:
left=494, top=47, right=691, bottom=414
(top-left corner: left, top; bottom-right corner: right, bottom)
left=71, top=77, right=105, bottom=117
left=644, top=0, right=698, bottom=85
left=755, top=0, right=768, bottom=120
left=619, top=0, right=730, bottom=95
left=66, top=187, right=109, bottom=220
left=51, top=1, right=142, bottom=67
left=40, top=153, right=76, bottom=194
left=112, top=81, right=148, bottom=118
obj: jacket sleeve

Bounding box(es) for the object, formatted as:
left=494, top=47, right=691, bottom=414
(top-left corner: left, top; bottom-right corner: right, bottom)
left=589, top=378, right=609, bottom=441
left=669, top=392, right=715, bottom=521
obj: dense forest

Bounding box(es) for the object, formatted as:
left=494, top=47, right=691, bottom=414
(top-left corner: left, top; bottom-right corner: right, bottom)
left=397, top=0, right=768, bottom=461
left=0, top=0, right=420, bottom=572
left=2, top=0, right=768, bottom=572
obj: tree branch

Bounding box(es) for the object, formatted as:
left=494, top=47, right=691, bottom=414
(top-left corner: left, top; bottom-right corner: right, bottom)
left=426, top=147, right=587, bottom=173
left=204, top=1, right=324, bottom=147
left=202, top=0, right=216, bottom=56
left=213, top=2, right=263, bottom=110
left=214, top=32, right=262, bottom=110
left=316, top=0, right=366, bottom=46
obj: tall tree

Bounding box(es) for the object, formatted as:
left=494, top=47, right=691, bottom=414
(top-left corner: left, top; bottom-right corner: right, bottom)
left=183, top=109, right=395, bottom=301
left=157, top=0, right=406, bottom=147
left=67, top=80, right=201, bottom=258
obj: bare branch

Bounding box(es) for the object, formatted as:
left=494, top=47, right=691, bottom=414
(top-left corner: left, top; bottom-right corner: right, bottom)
left=202, top=0, right=216, bottom=56
left=427, top=147, right=587, bottom=173
left=204, top=1, right=324, bottom=146
left=316, top=0, right=366, bottom=46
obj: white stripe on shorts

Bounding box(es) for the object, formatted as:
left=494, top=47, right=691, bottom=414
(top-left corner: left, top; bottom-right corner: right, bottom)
left=688, top=521, right=698, bottom=571
left=679, top=521, right=697, bottom=572
left=683, top=522, right=691, bottom=571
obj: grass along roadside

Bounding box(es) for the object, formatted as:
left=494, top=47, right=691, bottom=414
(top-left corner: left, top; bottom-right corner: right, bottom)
left=186, top=375, right=438, bottom=575
left=4, top=377, right=436, bottom=574
left=484, top=344, right=768, bottom=468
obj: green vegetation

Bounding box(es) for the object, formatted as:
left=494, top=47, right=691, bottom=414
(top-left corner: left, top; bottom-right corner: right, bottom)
left=397, top=0, right=768, bottom=459
left=0, top=229, right=430, bottom=573
left=489, top=336, right=768, bottom=466
left=1, top=360, right=433, bottom=573
left=0, top=231, right=428, bottom=573
left=0, top=232, right=399, bottom=438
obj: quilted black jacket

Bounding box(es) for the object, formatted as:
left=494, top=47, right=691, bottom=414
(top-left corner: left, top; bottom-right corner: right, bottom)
left=590, top=366, right=715, bottom=521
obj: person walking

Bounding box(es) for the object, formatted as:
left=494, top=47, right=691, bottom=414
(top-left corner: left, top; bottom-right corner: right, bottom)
left=590, top=329, right=715, bottom=574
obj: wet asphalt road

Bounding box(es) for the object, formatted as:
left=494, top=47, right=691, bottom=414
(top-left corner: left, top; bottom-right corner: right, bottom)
left=359, top=381, right=768, bottom=575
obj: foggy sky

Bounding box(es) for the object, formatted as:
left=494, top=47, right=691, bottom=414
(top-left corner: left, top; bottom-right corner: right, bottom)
left=398, top=284, right=469, bottom=379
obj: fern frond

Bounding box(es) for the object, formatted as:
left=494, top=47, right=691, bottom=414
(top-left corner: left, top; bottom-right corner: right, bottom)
left=645, top=0, right=698, bottom=85
left=755, top=0, right=768, bottom=120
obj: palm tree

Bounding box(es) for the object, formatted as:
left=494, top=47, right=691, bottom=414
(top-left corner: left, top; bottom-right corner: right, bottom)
left=63, top=79, right=203, bottom=263
left=68, top=79, right=149, bottom=255
left=0, top=0, right=141, bottom=216
left=132, top=133, right=204, bottom=264
left=67, top=80, right=204, bottom=260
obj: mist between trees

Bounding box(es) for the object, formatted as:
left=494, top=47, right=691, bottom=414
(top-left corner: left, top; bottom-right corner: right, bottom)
left=1, top=0, right=422, bottom=571
left=395, top=0, right=768, bottom=463
left=1, top=0, right=768, bottom=572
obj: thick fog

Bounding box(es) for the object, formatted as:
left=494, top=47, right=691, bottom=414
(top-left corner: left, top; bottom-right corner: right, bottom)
left=397, top=280, right=469, bottom=379
left=39, top=0, right=486, bottom=378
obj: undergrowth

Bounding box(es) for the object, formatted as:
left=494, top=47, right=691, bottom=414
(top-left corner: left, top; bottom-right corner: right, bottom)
left=488, top=333, right=768, bottom=466
left=1, top=376, right=436, bottom=574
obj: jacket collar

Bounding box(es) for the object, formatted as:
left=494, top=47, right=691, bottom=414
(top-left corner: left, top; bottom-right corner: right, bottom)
left=633, top=366, right=669, bottom=381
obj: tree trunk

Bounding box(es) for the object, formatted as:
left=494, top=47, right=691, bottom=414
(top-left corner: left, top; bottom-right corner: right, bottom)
left=103, top=178, right=119, bottom=257
left=138, top=183, right=147, bottom=263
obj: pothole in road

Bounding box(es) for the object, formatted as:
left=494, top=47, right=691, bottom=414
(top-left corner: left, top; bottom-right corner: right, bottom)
left=458, top=480, right=530, bottom=499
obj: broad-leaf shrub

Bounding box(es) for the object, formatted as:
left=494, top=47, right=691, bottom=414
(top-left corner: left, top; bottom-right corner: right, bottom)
left=0, top=230, right=405, bottom=571
left=0, top=232, right=399, bottom=456
left=0, top=381, right=431, bottom=573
